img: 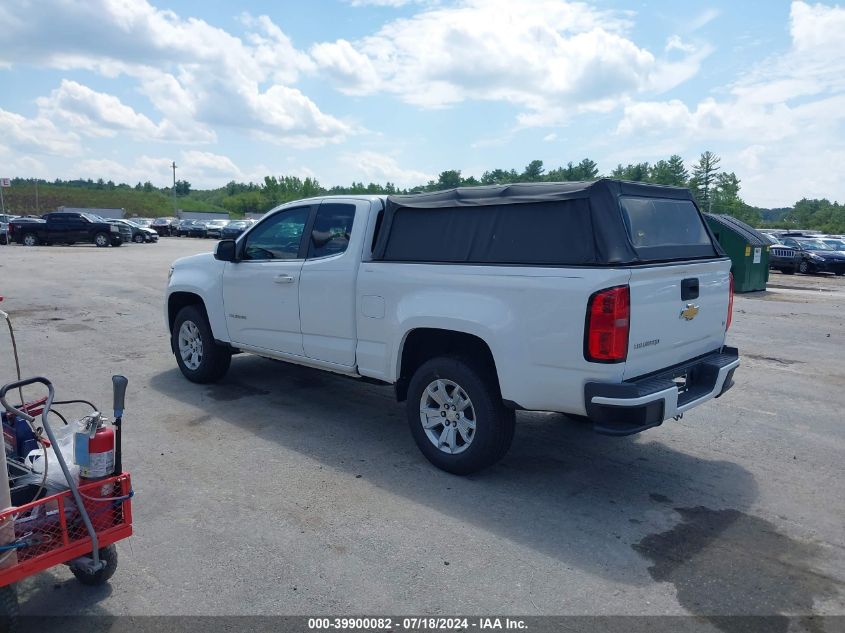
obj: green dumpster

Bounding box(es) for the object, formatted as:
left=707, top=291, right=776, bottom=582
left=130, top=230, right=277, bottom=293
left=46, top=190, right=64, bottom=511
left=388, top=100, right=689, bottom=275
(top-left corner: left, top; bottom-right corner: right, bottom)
left=704, top=213, right=769, bottom=292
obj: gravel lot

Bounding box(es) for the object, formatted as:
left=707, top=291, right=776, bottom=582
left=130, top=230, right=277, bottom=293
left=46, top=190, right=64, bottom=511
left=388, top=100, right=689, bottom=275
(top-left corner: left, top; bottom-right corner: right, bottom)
left=1, top=239, right=843, bottom=624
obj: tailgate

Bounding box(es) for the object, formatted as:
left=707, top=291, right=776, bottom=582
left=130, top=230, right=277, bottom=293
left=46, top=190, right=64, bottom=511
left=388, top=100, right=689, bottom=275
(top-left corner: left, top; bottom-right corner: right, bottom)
left=624, top=259, right=730, bottom=379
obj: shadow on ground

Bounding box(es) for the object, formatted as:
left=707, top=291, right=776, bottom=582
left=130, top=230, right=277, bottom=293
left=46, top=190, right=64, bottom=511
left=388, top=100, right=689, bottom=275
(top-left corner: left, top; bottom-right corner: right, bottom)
left=145, top=356, right=839, bottom=625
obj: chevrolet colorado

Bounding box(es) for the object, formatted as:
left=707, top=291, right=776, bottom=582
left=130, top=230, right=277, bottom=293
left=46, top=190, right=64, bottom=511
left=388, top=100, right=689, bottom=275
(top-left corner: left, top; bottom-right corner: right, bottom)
left=166, top=180, right=739, bottom=474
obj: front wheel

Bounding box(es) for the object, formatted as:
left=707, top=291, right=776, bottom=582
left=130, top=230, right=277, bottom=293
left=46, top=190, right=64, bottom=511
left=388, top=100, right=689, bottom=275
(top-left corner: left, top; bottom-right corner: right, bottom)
left=70, top=545, right=118, bottom=586
left=172, top=305, right=231, bottom=383
left=407, top=357, right=515, bottom=475
left=133, top=234, right=144, bottom=243
left=94, top=232, right=110, bottom=247
left=798, top=260, right=811, bottom=274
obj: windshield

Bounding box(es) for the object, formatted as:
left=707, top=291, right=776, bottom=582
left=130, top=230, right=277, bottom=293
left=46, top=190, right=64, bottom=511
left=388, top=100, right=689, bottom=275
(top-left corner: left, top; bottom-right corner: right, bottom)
left=797, top=240, right=834, bottom=251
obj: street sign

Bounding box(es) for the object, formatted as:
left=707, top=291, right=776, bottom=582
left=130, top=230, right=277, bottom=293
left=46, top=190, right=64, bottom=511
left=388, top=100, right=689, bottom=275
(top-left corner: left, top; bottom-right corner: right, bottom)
left=0, top=178, right=10, bottom=187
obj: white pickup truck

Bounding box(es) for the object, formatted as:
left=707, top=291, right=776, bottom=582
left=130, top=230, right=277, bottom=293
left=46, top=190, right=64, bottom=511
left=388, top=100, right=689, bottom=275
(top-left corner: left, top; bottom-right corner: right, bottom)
left=166, top=180, right=739, bottom=474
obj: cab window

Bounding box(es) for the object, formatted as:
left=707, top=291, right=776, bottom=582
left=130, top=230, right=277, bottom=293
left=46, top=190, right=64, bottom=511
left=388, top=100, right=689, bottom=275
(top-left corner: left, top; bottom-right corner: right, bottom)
left=308, top=203, right=356, bottom=259
left=243, top=207, right=310, bottom=260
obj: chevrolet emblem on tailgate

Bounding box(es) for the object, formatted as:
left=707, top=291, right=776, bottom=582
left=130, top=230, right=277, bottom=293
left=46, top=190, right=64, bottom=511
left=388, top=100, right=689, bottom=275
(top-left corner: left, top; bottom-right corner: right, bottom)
left=679, top=304, right=700, bottom=321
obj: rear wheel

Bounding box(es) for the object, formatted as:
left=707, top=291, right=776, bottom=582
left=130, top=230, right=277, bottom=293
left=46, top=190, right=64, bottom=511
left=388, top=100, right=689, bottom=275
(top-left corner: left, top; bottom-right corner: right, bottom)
left=172, top=305, right=231, bottom=383
left=94, top=232, right=110, bottom=247
left=407, top=356, right=514, bottom=475
left=22, top=233, right=38, bottom=246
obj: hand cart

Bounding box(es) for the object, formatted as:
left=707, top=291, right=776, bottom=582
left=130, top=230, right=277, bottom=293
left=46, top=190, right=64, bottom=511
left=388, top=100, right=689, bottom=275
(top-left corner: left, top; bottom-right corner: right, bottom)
left=0, top=376, right=133, bottom=622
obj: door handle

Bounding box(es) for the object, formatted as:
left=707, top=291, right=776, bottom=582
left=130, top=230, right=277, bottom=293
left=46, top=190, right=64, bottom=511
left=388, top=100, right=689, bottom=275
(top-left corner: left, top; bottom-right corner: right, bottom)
left=274, top=274, right=295, bottom=284
left=681, top=277, right=699, bottom=300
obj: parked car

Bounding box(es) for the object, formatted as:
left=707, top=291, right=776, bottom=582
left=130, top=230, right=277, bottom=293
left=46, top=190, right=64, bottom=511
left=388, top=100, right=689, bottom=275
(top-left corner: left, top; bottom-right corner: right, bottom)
left=9, top=212, right=122, bottom=247
left=166, top=180, right=739, bottom=475
left=220, top=220, right=255, bottom=240
left=151, top=217, right=176, bottom=236
left=132, top=218, right=154, bottom=228
left=175, top=219, right=200, bottom=237
left=819, top=237, right=845, bottom=254
left=0, top=214, right=16, bottom=245
left=204, top=219, right=230, bottom=239
left=109, top=219, right=159, bottom=243
left=175, top=219, right=210, bottom=238
left=761, top=234, right=799, bottom=274
left=779, top=237, right=845, bottom=275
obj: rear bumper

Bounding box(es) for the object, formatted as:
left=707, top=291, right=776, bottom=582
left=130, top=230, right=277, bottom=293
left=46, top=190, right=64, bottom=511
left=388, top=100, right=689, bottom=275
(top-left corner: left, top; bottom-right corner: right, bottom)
left=584, top=346, right=739, bottom=436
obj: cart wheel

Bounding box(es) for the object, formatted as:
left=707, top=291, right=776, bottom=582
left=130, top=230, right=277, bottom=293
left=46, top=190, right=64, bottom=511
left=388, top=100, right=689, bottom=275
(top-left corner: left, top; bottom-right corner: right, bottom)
left=70, top=545, right=118, bottom=586
left=0, top=584, right=18, bottom=631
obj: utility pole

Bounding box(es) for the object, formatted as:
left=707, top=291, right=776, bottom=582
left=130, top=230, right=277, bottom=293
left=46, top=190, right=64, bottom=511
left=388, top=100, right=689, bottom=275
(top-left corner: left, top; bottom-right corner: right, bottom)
left=171, top=161, right=178, bottom=217
left=34, top=179, right=39, bottom=214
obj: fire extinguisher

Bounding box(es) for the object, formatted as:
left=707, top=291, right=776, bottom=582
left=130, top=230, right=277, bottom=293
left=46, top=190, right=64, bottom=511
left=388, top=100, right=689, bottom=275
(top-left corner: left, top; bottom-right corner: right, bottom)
left=83, top=424, right=115, bottom=480
left=74, top=376, right=126, bottom=480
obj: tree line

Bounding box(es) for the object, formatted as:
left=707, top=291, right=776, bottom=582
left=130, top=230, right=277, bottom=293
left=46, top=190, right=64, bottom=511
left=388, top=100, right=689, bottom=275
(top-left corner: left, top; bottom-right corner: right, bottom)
left=7, top=152, right=843, bottom=232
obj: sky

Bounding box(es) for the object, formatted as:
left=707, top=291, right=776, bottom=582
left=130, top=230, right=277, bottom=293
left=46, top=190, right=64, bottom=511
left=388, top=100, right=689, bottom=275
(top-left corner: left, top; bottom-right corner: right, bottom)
left=0, top=0, right=843, bottom=208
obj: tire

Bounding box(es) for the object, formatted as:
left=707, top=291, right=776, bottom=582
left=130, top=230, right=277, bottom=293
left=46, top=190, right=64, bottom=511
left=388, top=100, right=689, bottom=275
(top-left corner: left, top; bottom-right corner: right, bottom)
left=406, top=356, right=515, bottom=475
left=70, top=545, right=118, bottom=586
left=94, top=232, right=110, bottom=248
left=133, top=234, right=144, bottom=243
left=781, top=267, right=795, bottom=275
left=0, top=584, right=18, bottom=630
left=172, top=305, right=231, bottom=383
left=22, top=233, right=38, bottom=247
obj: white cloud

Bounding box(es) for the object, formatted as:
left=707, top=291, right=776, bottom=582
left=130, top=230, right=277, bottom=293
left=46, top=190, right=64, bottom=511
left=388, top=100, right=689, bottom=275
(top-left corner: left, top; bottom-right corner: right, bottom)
left=35, top=80, right=164, bottom=140
left=615, top=1, right=845, bottom=206
left=312, top=0, right=706, bottom=124
left=341, top=151, right=432, bottom=187
left=0, top=108, right=81, bottom=156
left=666, top=35, right=696, bottom=54
left=0, top=0, right=353, bottom=148
left=62, top=151, right=264, bottom=189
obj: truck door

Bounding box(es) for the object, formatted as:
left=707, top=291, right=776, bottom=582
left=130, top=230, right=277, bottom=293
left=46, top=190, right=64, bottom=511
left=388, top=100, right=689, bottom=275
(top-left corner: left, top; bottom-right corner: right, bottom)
left=299, top=200, right=365, bottom=367
left=46, top=213, right=71, bottom=243
left=68, top=214, right=91, bottom=242
left=221, top=205, right=312, bottom=356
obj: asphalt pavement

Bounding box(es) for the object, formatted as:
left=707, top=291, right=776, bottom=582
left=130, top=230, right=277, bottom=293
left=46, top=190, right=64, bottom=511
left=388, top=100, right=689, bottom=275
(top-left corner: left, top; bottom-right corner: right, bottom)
left=0, top=239, right=842, bottom=627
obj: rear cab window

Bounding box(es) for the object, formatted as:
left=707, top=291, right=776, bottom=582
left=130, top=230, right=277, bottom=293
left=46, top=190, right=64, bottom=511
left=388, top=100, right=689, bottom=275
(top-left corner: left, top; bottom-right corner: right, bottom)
left=308, top=203, right=356, bottom=259
left=619, top=197, right=718, bottom=261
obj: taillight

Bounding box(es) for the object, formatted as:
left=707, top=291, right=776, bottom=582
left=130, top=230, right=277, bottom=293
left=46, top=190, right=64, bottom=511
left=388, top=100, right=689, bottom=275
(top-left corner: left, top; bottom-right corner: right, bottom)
left=585, top=285, right=630, bottom=363
left=726, top=272, right=734, bottom=331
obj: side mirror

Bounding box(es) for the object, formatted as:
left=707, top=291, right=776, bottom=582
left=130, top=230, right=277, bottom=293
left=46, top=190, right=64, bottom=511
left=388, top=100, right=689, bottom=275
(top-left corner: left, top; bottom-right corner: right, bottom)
left=215, top=239, right=238, bottom=262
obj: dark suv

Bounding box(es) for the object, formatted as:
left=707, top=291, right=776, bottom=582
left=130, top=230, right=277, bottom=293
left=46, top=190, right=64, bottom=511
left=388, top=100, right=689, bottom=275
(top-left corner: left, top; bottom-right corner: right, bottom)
left=762, top=234, right=799, bottom=274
